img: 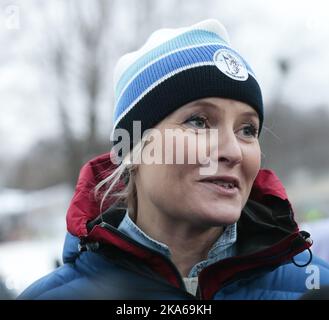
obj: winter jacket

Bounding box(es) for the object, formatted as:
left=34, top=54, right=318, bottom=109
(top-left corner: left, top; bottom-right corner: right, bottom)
left=18, top=152, right=329, bottom=300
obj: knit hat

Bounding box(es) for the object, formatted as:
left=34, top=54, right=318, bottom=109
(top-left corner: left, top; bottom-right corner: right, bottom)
left=111, top=19, right=263, bottom=150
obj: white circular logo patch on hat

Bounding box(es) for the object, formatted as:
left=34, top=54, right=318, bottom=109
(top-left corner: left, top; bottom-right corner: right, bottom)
left=213, top=49, right=249, bottom=81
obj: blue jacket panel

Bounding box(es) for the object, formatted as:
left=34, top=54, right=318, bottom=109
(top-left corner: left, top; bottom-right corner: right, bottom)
left=214, top=251, right=329, bottom=300
left=19, top=234, right=329, bottom=300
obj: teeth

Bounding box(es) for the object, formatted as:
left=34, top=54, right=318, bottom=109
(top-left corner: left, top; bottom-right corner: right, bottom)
left=212, top=181, right=235, bottom=188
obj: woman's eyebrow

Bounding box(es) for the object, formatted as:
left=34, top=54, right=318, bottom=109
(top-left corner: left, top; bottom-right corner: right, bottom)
left=190, top=101, right=259, bottom=118
left=240, top=111, right=259, bottom=119
left=190, top=100, right=218, bottom=109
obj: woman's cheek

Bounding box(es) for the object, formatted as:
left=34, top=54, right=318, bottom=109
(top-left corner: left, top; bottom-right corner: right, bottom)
left=251, top=144, right=261, bottom=179
left=181, top=132, right=210, bottom=166
left=196, top=134, right=209, bottom=166
left=243, top=144, right=261, bottom=191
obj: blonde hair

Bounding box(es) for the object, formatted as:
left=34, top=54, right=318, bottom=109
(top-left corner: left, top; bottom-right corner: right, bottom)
left=94, top=132, right=151, bottom=220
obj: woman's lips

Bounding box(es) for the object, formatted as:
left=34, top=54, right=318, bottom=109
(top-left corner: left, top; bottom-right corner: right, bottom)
left=198, top=181, right=239, bottom=197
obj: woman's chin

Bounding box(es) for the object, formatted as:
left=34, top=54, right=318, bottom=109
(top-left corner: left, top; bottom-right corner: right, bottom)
left=196, top=203, right=242, bottom=226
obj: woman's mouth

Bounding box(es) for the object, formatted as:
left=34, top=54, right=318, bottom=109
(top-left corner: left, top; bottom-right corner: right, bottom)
left=198, top=176, right=240, bottom=196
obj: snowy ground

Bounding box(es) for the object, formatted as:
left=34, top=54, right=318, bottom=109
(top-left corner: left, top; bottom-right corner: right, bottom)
left=0, top=237, right=65, bottom=298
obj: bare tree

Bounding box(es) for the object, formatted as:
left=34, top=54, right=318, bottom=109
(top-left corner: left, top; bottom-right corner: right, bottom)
left=72, top=0, right=112, bottom=158
left=5, top=0, right=162, bottom=189
left=47, top=0, right=161, bottom=186
left=39, top=0, right=115, bottom=186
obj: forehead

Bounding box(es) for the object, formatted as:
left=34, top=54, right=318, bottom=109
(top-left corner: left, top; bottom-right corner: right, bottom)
left=174, top=97, right=259, bottom=119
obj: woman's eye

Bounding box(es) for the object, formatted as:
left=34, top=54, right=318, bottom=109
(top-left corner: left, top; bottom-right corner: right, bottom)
left=184, top=116, right=208, bottom=129
left=240, top=124, right=258, bottom=138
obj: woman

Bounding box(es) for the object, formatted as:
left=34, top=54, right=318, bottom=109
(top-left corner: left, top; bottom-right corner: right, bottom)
left=19, top=19, right=329, bottom=300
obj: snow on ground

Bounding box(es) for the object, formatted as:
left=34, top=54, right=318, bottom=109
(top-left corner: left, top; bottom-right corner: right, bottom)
left=0, top=237, right=65, bottom=297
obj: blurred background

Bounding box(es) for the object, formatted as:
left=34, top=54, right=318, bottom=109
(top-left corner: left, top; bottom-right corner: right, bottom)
left=0, top=0, right=329, bottom=298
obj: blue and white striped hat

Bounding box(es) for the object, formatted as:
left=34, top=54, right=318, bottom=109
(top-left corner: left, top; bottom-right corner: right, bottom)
left=111, top=19, right=263, bottom=147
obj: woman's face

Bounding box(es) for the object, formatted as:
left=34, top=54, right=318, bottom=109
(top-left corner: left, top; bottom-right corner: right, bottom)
left=135, top=97, right=261, bottom=228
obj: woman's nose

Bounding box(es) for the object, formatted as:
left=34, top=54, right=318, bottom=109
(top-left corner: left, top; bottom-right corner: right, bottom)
left=210, top=129, right=243, bottom=167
